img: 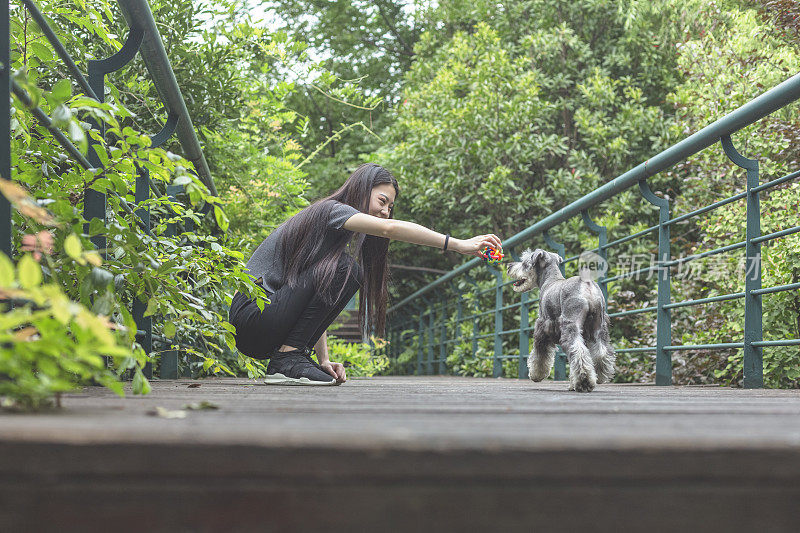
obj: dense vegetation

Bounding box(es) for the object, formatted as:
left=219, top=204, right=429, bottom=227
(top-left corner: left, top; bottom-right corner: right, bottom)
left=3, top=0, right=799, bottom=408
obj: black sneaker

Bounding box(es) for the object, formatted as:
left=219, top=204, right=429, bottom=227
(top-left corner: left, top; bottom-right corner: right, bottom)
left=264, top=348, right=337, bottom=386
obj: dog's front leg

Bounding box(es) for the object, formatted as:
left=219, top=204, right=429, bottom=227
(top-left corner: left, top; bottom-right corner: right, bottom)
left=529, top=318, right=556, bottom=381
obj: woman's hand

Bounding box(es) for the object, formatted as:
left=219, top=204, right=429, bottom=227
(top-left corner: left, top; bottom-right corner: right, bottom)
left=320, top=361, right=347, bottom=383
left=453, top=234, right=503, bottom=257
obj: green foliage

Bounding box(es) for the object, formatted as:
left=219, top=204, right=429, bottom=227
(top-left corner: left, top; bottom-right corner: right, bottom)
left=263, top=0, right=421, bottom=200
left=0, top=248, right=136, bottom=410
left=662, top=0, right=800, bottom=387
left=379, top=0, right=683, bottom=297
left=325, top=336, right=390, bottom=377
left=376, top=0, right=800, bottom=387
left=5, top=0, right=359, bottom=407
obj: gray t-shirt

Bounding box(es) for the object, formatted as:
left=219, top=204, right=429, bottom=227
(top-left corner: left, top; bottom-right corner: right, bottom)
left=245, top=200, right=361, bottom=294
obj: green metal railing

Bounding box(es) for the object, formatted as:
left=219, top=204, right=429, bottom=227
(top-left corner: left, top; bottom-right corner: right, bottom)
left=387, top=73, right=800, bottom=388
left=2, top=0, right=217, bottom=378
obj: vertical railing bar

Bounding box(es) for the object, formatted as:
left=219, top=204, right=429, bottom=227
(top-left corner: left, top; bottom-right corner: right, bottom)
left=639, top=179, right=673, bottom=385
left=159, top=183, right=183, bottom=378
left=416, top=306, right=425, bottom=375
left=543, top=231, right=567, bottom=381
left=133, top=165, right=152, bottom=378
left=509, top=247, right=529, bottom=380
left=438, top=290, right=447, bottom=374
left=721, top=135, right=763, bottom=388
left=463, top=274, right=480, bottom=367
left=581, top=210, right=608, bottom=305
left=84, top=27, right=144, bottom=254
left=427, top=297, right=435, bottom=375
left=456, top=293, right=463, bottom=343
left=492, top=266, right=503, bottom=378
left=0, top=0, right=11, bottom=258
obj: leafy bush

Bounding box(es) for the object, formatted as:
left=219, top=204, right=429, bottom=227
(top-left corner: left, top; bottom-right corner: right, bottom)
left=325, top=336, right=390, bottom=377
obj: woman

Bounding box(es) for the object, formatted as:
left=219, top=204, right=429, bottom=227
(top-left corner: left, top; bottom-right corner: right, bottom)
left=229, top=163, right=503, bottom=386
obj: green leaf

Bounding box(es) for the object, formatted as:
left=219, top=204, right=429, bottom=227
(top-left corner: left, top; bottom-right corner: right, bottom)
left=51, top=79, right=72, bottom=102
left=163, top=321, right=176, bottom=338
left=92, top=291, right=115, bottom=316
left=68, top=121, right=88, bottom=154
left=144, top=296, right=158, bottom=317
left=132, top=367, right=151, bottom=395
left=64, top=233, right=82, bottom=259
left=30, top=41, right=54, bottom=62
left=51, top=104, right=72, bottom=127
left=213, top=205, right=229, bottom=233
left=0, top=252, right=14, bottom=286
left=92, top=144, right=110, bottom=167
left=224, top=332, right=236, bottom=350
left=88, top=217, right=106, bottom=236
left=173, top=175, right=192, bottom=187
left=89, top=267, right=113, bottom=289
left=18, top=254, right=42, bottom=288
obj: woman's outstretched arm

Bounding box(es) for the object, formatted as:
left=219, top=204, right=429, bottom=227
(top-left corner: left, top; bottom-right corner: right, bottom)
left=342, top=214, right=502, bottom=256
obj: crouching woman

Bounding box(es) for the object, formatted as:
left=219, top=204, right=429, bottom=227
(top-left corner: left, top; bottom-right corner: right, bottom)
left=229, top=163, right=502, bottom=386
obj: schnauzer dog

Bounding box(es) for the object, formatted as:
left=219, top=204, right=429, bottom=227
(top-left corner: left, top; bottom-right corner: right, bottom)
left=507, top=249, right=615, bottom=392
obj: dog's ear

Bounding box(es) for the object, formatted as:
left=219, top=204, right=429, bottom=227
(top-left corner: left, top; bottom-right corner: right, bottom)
left=554, top=253, right=564, bottom=265
left=530, top=249, right=547, bottom=269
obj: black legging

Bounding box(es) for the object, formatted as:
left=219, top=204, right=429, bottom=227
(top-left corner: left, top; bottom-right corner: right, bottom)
left=229, top=255, right=363, bottom=359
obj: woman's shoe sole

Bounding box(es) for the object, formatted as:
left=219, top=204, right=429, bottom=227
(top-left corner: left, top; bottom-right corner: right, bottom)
left=264, top=373, right=337, bottom=386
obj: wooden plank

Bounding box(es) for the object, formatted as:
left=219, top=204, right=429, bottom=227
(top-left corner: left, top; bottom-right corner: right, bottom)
left=2, top=377, right=800, bottom=531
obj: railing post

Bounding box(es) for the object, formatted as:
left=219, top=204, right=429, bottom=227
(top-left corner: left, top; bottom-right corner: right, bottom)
left=427, top=299, right=435, bottom=375
left=464, top=274, right=479, bottom=367
left=492, top=266, right=503, bottom=378
left=84, top=27, right=144, bottom=253
left=438, top=290, right=447, bottom=374
left=132, top=166, right=152, bottom=377
left=509, top=248, right=529, bottom=380
left=456, top=294, right=463, bottom=343
left=639, top=180, right=672, bottom=385
left=416, top=306, right=425, bottom=376
left=0, top=0, right=11, bottom=258
left=544, top=231, right=567, bottom=381
left=721, top=135, right=762, bottom=388
left=581, top=210, right=608, bottom=305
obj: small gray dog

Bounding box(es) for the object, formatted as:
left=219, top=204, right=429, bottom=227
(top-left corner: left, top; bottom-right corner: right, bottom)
left=507, top=249, right=615, bottom=392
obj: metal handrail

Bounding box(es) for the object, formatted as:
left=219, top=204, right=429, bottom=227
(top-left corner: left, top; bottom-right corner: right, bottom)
left=389, top=72, right=800, bottom=313
left=5, top=1, right=220, bottom=380
left=117, top=0, right=217, bottom=197
left=387, top=72, right=800, bottom=387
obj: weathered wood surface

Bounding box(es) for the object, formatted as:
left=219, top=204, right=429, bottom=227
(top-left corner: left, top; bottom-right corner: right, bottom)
left=2, top=377, right=800, bottom=532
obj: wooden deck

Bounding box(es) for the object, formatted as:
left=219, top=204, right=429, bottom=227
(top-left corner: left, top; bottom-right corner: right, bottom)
left=3, top=376, right=800, bottom=532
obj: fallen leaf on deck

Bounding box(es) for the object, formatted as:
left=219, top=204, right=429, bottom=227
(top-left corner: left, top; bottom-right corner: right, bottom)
left=148, top=406, right=187, bottom=419
left=182, top=401, right=219, bottom=410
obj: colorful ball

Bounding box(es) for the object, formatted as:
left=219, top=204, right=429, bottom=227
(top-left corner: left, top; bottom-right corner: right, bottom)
left=480, top=245, right=504, bottom=265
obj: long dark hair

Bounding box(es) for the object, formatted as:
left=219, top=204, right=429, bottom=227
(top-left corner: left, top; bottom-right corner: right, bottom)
left=277, top=163, right=399, bottom=336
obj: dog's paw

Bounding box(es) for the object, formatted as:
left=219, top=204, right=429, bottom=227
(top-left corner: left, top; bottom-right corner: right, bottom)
left=573, top=374, right=596, bottom=393
left=530, top=370, right=548, bottom=382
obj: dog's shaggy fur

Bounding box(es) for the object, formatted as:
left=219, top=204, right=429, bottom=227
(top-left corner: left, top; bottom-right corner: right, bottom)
left=507, top=249, right=615, bottom=392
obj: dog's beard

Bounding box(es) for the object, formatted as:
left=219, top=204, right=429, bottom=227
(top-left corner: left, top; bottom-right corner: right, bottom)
left=507, top=262, right=536, bottom=293
left=511, top=278, right=534, bottom=293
